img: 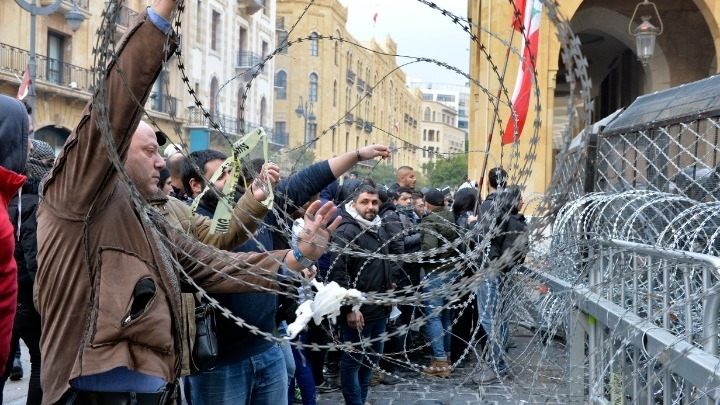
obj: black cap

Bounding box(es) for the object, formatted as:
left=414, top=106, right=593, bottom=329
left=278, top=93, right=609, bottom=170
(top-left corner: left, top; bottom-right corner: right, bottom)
left=155, top=130, right=167, bottom=146
left=424, top=188, right=445, bottom=206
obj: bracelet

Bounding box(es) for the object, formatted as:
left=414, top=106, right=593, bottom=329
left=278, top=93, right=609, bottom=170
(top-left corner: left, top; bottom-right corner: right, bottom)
left=356, top=149, right=361, bottom=161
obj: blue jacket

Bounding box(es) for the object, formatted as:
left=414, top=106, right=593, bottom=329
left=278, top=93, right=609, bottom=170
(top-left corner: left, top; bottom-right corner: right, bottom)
left=212, top=160, right=337, bottom=363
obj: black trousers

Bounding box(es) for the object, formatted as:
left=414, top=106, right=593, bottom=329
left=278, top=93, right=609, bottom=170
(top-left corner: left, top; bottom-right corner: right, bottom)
left=0, top=303, right=43, bottom=405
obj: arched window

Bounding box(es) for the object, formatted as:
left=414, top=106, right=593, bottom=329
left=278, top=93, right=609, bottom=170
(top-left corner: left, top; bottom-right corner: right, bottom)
left=309, top=73, right=318, bottom=102
left=334, top=40, right=339, bottom=65
left=260, top=97, right=267, bottom=127
left=333, top=80, right=337, bottom=107
left=309, top=32, right=319, bottom=57
left=275, top=70, right=287, bottom=100
left=209, top=77, right=218, bottom=118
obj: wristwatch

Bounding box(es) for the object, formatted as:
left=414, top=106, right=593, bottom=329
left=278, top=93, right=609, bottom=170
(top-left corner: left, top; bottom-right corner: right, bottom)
left=292, top=245, right=315, bottom=269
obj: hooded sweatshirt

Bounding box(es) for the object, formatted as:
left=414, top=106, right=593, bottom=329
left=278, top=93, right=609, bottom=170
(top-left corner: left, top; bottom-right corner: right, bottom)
left=0, top=94, right=29, bottom=375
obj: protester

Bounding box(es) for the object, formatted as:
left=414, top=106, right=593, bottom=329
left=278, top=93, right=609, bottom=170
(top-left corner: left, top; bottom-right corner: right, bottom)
left=472, top=185, right=528, bottom=385
left=35, top=4, right=340, bottom=403
left=420, top=188, right=458, bottom=378
left=329, top=185, right=397, bottom=405
left=158, top=167, right=173, bottom=195
left=388, top=166, right=416, bottom=193
left=0, top=95, right=28, bottom=378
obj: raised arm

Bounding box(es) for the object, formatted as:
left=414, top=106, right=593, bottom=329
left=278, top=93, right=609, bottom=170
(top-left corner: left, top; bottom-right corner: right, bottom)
left=42, top=2, right=179, bottom=213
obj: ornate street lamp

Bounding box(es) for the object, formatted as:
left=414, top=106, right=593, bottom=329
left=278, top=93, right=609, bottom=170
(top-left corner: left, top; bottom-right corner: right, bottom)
left=14, top=0, right=86, bottom=124
left=628, top=0, right=663, bottom=66
left=295, top=95, right=316, bottom=146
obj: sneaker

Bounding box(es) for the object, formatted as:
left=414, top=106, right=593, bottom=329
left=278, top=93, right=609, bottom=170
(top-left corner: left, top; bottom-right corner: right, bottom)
left=293, top=387, right=302, bottom=404
left=315, top=381, right=340, bottom=393
left=9, top=358, right=23, bottom=381
left=381, top=373, right=401, bottom=385
left=473, top=369, right=502, bottom=385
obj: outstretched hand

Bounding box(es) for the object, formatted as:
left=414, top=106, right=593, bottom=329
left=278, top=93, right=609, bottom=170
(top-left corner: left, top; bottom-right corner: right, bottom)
left=358, top=145, right=391, bottom=161
left=296, top=200, right=342, bottom=261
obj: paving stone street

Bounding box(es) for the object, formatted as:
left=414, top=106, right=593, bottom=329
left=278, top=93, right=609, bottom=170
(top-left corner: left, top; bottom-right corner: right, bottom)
left=4, top=326, right=573, bottom=405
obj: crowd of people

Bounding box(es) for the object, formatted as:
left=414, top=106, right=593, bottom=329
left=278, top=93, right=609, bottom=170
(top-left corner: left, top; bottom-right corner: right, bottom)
left=0, top=2, right=530, bottom=404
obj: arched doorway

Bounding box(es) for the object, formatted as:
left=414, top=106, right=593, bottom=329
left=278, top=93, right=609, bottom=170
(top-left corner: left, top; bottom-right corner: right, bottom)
left=35, top=126, right=71, bottom=156
left=552, top=0, right=715, bottom=146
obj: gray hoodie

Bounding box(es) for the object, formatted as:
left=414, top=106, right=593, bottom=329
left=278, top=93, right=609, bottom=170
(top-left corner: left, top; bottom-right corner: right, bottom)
left=0, top=95, right=29, bottom=175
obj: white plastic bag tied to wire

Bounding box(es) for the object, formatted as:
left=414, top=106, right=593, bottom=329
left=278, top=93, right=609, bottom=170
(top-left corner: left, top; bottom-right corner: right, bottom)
left=285, top=218, right=365, bottom=340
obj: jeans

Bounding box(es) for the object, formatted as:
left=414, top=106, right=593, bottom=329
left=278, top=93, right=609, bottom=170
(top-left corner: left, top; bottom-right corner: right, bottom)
left=423, top=272, right=457, bottom=359
left=188, top=344, right=287, bottom=405
left=1, top=303, right=43, bottom=405
left=278, top=321, right=296, bottom=387
left=340, top=317, right=386, bottom=405
left=289, top=333, right=317, bottom=405
left=477, top=276, right=508, bottom=373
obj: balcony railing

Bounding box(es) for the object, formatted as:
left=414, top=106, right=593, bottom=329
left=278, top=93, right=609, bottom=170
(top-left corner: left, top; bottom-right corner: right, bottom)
left=355, top=117, right=364, bottom=128
left=239, top=0, right=265, bottom=14
left=236, top=51, right=263, bottom=69
left=357, top=79, right=365, bottom=92
left=187, top=109, right=283, bottom=145
left=149, top=93, right=177, bottom=115
left=0, top=42, right=93, bottom=93
left=346, top=69, right=356, bottom=84
left=344, top=113, right=354, bottom=124
left=115, top=4, right=139, bottom=29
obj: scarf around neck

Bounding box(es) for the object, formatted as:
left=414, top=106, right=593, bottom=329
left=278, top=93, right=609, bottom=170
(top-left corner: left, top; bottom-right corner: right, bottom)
left=345, top=201, right=381, bottom=232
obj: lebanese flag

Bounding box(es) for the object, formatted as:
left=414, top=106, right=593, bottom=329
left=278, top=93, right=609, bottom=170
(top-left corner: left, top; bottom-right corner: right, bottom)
left=16, top=65, right=31, bottom=100
left=502, top=0, right=542, bottom=145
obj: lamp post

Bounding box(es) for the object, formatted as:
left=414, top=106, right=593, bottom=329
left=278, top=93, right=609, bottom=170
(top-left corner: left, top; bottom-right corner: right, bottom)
left=294, top=95, right=316, bottom=147
left=15, top=0, right=86, bottom=123
left=628, top=0, right=663, bottom=66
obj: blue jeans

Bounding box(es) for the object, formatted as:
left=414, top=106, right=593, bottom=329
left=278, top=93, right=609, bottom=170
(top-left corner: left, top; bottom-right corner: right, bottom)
left=423, top=271, right=457, bottom=359
left=477, top=276, right=508, bottom=373
left=278, top=321, right=296, bottom=387
left=188, top=344, right=288, bottom=405
left=289, top=332, right=317, bottom=405
left=340, top=317, right=386, bottom=405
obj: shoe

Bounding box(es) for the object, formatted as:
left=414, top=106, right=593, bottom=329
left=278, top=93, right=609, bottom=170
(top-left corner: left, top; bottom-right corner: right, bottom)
left=315, top=381, right=340, bottom=393
left=293, top=386, right=302, bottom=404
left=381, top=373, right=401, bottom=385
left=473, top=369, right=503, bottom=385
left=370, top=369, right=381, bottom=387
left=9, top=358, right=23, bottom=381
left=422, top=358, right=450, bottom=378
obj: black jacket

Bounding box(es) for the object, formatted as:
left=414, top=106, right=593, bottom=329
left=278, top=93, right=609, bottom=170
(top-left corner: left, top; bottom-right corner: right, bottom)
left=379, top=201, right=404, bottom=255
left=8, top=178, right=40, bottom=307
left=328, top=210, right=395, bottom=322
left=477, top=191, right=528, bottom=272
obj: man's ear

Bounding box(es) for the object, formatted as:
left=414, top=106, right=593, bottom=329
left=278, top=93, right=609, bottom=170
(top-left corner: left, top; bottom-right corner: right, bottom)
left=189, top=178, right=203, bottom=197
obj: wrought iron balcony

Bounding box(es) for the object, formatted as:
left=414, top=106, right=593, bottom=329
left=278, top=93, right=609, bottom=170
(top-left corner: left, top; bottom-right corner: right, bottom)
left=346, top=69, right=356, bottom=84
left=344, top=113, right=354, bottom=124
left=114, top=4, right=139, bottom=29
left=357, top=79, right=365, bottom=92
left=0, top=42, right=93, bottom=93
left=356, top=117, right=364, bottom=128
left=239, top=0, right=265, bottom=15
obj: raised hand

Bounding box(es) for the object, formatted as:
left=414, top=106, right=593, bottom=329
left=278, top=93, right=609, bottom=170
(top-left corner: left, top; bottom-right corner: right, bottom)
left=357, top=144, right=392, bottom=161
left=296, top=200, right=342, bottom=261
left=251, top=162, right=280, bottom=201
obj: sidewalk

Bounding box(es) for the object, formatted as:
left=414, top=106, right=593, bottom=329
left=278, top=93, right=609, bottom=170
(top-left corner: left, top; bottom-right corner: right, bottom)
left=3, top=326, right=571, bottom=404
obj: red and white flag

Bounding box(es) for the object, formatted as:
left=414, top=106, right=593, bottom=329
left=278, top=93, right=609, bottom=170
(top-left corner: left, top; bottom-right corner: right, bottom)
left=16, top=65, right=31, bottom=100
left=373, top=12, right=378, bottom=27
left=502, top=0, right=542, bottom=145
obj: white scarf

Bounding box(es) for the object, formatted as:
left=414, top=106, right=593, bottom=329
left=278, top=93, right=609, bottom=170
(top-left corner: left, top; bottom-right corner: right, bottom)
left=345, top=202, right=381, bottom=232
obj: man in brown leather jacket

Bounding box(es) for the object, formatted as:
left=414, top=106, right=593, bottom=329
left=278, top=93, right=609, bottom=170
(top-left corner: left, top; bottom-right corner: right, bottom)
left=35, top=2, right=340, bottom=404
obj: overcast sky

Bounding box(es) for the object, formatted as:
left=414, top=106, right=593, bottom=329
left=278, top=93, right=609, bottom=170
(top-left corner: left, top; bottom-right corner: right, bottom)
left=339, top=0, right=470, bottom=87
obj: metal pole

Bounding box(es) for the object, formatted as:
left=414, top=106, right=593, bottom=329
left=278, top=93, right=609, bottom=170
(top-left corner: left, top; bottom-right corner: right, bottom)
left=15, top=0, right=63, bottom=126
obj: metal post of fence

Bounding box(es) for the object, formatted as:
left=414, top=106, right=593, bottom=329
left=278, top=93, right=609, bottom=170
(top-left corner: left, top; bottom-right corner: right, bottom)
left=568, top=308, right=588, bottom=401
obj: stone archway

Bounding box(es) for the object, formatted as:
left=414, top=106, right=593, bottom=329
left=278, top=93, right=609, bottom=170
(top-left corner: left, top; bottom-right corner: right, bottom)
left=35, top=125, right=71, bottom=156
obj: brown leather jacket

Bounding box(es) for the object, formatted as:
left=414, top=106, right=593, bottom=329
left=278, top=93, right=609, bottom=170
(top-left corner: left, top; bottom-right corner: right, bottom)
left=149, top=190, right=269, bottom=376
left=36, top=12, right=286, bottom=404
